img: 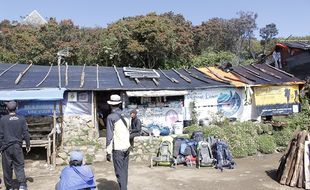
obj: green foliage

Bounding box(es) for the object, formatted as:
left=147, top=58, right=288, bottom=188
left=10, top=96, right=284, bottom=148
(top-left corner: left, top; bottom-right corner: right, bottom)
left=257, top=123, right=273, bottom=135
left=273, top=128, right=294, bottom=147
left=191, top=51, right=236, bottom=67
left=257, top=135, right=276, bottom=154
left=85, top=154, right=94, bottom=164
left=183, top=124, right=203, bottom=135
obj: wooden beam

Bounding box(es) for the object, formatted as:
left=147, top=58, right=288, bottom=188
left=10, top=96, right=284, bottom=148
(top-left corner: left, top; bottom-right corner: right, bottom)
left=183, top=68, right=210, bottom=84
left=65, top=62, right=68, bottom=86
left=15, top=63, right=32, bottom=85
left=80, top=64, right=86, bottom=88
left=114, top=65, right=123, bottom=86
left=152, top=78, right=159, bottom=86
left=36, top=64, right=53, bottom=87
left=251, top=64, right=282, bottom=79
left=265, top=63, right=294, bottom=77
left=172, top=68, right=191, bottom=83
left=0, top=63, right=18, bottom=77
left=159, top=68, right=179, bottom=83
left=96, top=64, right=99, bottom=88
left=244, top=70, right=271, bottom=82
left=205, top=67, right=231, bottom=83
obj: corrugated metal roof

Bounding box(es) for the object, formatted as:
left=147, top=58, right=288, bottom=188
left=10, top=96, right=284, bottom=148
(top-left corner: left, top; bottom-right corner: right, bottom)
left=0, top=63, right=230, bottom=91
left=230, top=64, right=304, bottom=86
left=277, top=42, right=310, bottom=50
left=198, top=67, right=247, bottom=87
left=198, top=64, right=304, bottom=86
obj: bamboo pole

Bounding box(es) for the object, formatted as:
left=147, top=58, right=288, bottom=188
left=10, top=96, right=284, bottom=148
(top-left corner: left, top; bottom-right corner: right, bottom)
left=15, top=63, right=32, bottom=85
left=114, top=65, right=123, bottom=86
left=65, top=62, right=68, bottom=86
left=96, top=64, right=99, bottom=88
left=52, top=103, right=57, bottom=168
left=0, top=63, right=18, bottom=77
left=36, top=64, right=53, bottom=87
left=80, top=64, right=86, bottom=88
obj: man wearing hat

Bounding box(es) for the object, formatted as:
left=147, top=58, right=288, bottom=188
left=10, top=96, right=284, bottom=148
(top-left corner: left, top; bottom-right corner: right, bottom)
left=106, top=94, right=130, bottom=190
left=0, top=101, right=30, bottom=190
left=129, top=109, right=142, bottom=146
left=56, top=150, right=96, bottom=190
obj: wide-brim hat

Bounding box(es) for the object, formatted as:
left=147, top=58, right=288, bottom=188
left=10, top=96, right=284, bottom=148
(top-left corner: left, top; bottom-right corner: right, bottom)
left=70, top=150, right=83, bottom=161
left=107, top=94, right=122, bottom=105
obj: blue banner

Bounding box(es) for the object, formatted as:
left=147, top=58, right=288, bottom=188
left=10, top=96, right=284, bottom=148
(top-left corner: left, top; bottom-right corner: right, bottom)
left=16, top=101, right=61, bottom=116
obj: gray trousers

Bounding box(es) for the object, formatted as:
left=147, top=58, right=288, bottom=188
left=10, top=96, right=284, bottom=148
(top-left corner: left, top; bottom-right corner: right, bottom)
left=113, top=150, right=129, bottom=190
left=2, top=143, right=27, bottom=189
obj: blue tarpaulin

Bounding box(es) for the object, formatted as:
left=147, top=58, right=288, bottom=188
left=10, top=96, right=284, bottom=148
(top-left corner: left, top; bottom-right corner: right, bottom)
left=0, top=88, right=66, bottom=101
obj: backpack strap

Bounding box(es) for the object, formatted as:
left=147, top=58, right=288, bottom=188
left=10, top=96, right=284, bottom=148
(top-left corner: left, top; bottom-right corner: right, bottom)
left=115, top=112, right=128, bottom=128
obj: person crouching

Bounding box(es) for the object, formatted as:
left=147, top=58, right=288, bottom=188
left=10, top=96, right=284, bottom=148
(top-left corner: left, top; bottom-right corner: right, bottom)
left=56, top=150, right=96, bottom=190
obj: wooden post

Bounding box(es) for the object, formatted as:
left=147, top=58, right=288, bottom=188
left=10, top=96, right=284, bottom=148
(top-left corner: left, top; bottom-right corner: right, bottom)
left=52, top=103, right=57, bottom=168
left=305, top=140, right=310, bottom=189
left=290, top=131, right=307, bottom=186
left=280, top=135, right=298, bottom=184
left=59, top=101, right=64, bottom=147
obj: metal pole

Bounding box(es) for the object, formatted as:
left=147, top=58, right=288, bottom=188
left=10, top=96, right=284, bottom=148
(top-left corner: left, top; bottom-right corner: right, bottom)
left=58, top=56, right=62, bottom=89
left=52, top=103, right=57, bottom=168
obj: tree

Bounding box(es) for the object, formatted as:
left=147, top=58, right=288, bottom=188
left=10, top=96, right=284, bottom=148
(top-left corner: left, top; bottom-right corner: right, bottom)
left=100, top=12, right=194, bottom=68
left=260, top=23, right=278, bottom=53
left=231, top=11, right=258, bottom=62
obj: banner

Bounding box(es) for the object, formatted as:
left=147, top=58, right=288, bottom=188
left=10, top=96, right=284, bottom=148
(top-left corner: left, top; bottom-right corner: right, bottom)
left=254, top=85, right=300, bottom=116
left=254, top=85, right=299, bottom=106
left=16, top=101, right=60, bottom=116
left=184, top=88, right=244, bottom=120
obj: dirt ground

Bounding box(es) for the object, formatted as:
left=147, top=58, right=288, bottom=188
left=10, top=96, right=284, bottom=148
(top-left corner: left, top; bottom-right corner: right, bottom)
left=0, top=152, right=301, bottom=190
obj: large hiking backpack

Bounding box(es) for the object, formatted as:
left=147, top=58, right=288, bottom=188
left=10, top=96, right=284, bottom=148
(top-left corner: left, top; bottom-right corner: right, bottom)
left=174, top=138, right=197, bottom=166
left=197, top=141, right=215, bottom=168
left=214, top=140, right=235, bottom=171
left=191, top=131, right=204, bottom=142
left=151, top=136, right=174, bottom=167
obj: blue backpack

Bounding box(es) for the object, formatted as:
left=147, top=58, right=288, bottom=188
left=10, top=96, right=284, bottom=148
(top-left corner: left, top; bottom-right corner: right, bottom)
left=214, top=140, right=235, bottom=171
left=191, top=131, right=204, bottom=142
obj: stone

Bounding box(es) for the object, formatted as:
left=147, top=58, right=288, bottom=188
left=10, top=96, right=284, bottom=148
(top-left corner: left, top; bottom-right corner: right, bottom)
left=31, top=161, right=40, bottom=167
left=56, top=158, right=65, bottom=165
left=136, top=157, right=142, bottom=162
left=58, top=152, right=68, bottom=159
left=94, top=154, right=106, bottom=162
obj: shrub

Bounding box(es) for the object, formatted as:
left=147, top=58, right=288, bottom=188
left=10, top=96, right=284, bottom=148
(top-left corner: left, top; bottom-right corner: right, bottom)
left=257, top=134, right=276, bottom=154
left=204, top=125, right=226, bottom=140
left=273, top=128, right=294, bottom=147
left=224, top=122, right=258, bottom=158
left=183, top=124, right=203, bottom=135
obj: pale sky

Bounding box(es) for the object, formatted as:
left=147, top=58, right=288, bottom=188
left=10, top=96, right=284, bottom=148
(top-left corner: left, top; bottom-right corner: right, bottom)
left=1, top=0, right=309, bottom=38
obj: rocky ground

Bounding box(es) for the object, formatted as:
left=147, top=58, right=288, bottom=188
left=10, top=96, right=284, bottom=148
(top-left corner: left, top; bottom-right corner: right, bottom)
left=0, top=152, right=300, bottom=190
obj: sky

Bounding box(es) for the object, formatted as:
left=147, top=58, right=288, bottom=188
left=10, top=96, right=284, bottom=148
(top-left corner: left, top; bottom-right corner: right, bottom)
left=1, top=0, right=309, bottom=38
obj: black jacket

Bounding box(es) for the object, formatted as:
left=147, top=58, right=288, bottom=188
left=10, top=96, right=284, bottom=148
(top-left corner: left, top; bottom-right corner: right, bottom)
left=0, top=113, right=30, bottom=151
left=130, top=117, right=141, bottom=134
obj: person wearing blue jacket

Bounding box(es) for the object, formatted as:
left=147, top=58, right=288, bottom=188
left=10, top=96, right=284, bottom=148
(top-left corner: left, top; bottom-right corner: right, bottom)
left=56, top=150, right=96, bottom=190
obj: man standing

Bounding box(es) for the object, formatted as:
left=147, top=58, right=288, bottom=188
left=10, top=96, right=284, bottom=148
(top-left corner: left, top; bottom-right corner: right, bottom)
left=106, top=94, right=130, bottom=190
left=0, top=101, right=30, bottom=190
left=129, top=109, right=142, bottom=146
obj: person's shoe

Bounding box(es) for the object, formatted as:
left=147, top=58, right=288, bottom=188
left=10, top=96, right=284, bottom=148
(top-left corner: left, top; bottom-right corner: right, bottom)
left=26, top=177, right=34, bottom=183
left=19, top=186, right=27, bottom=190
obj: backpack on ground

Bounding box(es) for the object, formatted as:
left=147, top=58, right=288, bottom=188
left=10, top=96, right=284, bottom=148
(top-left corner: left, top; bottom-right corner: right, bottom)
left=191, top=131, right=204, bottom=142
left=174, top=138, right=197, bottom=166
left=151, top=136, right=174, bottom=168
left=197, top=141, right=215, bottom=168
left=213, top=140, right=235, bottom=171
